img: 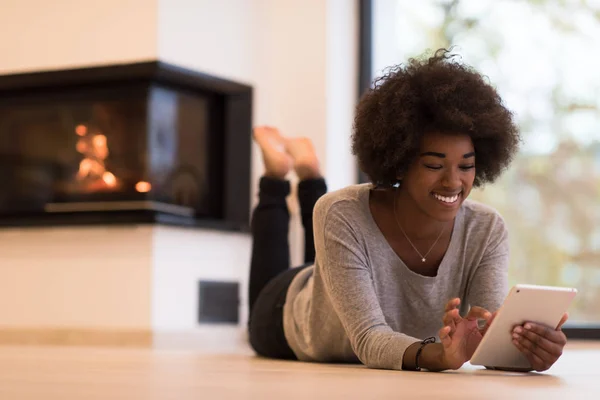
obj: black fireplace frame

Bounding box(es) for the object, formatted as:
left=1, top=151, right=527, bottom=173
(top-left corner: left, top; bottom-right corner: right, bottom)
left=0, top=61, right=252, bottom=231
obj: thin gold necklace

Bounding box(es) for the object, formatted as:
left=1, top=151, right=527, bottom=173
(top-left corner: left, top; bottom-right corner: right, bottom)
left=393, top=190, right=446, bottom=263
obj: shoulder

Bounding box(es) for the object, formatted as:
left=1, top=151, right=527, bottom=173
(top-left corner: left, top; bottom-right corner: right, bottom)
left=314, top=184, right=371, bottom=218
left=312, top=184, right=375, bottom=241
left=461, top=199, right=503, bottom=220
left=460, top=199, right=508, bottom=243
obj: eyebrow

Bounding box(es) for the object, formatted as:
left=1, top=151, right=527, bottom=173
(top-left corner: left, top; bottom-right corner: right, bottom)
left=420, top=151, right=476, bottom=159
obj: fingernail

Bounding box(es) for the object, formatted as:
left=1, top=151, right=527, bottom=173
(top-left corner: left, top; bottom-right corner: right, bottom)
left=512, top=333, right=519, bottom=340
left=514, top=327, right=522, bottom=334
left=524, top=324, right=532, bottom=330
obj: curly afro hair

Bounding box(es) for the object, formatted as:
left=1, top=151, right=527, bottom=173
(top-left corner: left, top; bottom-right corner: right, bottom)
left=352, top=48, right=521, bottom=187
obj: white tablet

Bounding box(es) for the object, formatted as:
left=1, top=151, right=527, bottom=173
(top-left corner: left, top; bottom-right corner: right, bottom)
left=470, top=284, right=577, bottom=369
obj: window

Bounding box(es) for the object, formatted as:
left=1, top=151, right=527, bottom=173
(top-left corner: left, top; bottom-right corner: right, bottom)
left=362, top=0, right=600, bottom=336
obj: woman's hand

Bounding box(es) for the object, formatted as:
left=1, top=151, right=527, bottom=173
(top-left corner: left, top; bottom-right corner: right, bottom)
left=438, top=298, right=493, bottom=370
left=512, top=313, right=568, bottom=372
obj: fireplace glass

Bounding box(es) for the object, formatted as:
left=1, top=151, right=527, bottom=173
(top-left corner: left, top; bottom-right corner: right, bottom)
left=0, top=62, right=251, bottom=229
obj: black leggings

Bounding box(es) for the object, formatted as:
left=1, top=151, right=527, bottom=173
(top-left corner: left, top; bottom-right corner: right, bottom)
left=248, top=176, right=327, bottom=359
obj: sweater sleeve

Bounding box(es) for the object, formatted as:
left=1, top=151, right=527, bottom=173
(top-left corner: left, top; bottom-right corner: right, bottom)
left=314, top=201, right=421, bottom=370
left=465, top=214, right=510, bottom=313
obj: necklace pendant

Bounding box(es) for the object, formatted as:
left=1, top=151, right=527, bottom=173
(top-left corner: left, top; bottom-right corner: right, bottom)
left=422, top=258, right=426, bottom=262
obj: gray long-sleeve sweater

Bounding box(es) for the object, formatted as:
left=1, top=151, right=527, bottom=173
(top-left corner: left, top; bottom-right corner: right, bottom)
left=283, top=184, right=509, bottom=370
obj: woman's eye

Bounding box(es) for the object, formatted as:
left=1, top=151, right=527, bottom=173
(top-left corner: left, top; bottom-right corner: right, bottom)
left=424, top=164, right=475, bottom=171
left=424, top=165, right=443, bottom=170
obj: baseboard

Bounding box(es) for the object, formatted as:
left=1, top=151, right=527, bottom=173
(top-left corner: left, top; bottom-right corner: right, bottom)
left=0, top=327, right=152, bottom=347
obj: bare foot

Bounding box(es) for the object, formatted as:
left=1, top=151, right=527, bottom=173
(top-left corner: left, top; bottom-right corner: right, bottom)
left=284, top=137, right=322, bottom=181
left=253, top=126, right=293, bottom=179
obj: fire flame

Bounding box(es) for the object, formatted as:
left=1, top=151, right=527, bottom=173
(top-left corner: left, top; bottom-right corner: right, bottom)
left=102, top=172, right=117, bottom=187
left=75, top=124, right=87, bottom=136
left=75, top=124, right=118, bottom=191
left=135, top=181, right=152, bottom=193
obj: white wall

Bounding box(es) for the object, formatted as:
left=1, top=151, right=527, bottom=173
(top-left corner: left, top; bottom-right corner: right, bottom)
left=0, top=0, right=158, bottom=74
left=0, top=0, right=159, bottom=332
left=0, top=226, right=153, bottom=329
left=157, top=0, right=258, bottom=86
left=0, top=225, right=250, bottom=334
left=158, top=0, right=358, bottom=266
left=0, top=0, right=358, bottom=335
left=151, top=226, right=251, bottom=331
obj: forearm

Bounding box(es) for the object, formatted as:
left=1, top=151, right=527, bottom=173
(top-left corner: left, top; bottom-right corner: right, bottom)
left=402, top=342, right=448, bottom=372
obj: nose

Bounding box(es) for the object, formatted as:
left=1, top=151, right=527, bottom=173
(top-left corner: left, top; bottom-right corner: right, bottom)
left=441, top=168, right=461, bottom=189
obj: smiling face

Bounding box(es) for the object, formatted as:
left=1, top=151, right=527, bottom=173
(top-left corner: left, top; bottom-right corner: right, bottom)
left=398, top=131, right=476, bottom=222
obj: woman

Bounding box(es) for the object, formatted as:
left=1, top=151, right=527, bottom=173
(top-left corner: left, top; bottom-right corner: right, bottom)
left=248, top=49, right=568, bottom=372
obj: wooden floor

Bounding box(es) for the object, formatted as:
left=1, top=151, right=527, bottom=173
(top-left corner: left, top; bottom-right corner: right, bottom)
left=0, top=341, right=599, bottom=399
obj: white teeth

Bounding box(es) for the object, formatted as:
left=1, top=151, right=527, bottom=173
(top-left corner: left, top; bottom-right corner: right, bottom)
left=433, top=193, right=459, bottom=203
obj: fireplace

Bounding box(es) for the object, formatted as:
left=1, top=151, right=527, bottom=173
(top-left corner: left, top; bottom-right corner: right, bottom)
left=0, top=62, right=252, bottom=230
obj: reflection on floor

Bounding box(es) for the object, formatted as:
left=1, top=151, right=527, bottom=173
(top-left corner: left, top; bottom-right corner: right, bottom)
left=0, top=340, right=598, bottom=399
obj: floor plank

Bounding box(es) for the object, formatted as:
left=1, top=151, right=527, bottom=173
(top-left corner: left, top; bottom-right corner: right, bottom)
left=0, top=341, right=598, bottom=399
